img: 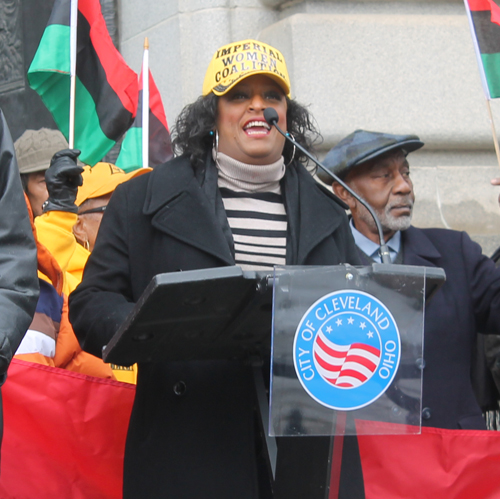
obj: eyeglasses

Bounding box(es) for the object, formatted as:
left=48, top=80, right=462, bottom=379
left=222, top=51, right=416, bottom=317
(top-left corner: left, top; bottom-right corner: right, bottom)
left=78, top=205, right=107, bottom=216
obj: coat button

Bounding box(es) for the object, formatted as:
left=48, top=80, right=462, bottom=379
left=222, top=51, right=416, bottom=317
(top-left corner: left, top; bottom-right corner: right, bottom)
left=173, top=381, right=187, bottom=396
left=422, top=407, right=432, bottom=420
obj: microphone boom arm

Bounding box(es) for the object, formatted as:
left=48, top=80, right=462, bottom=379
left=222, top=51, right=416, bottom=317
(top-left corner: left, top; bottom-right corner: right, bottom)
left=263, top=107, right=391, bottom=264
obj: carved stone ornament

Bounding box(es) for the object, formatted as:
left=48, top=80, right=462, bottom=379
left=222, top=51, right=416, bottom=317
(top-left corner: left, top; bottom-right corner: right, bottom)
left=0, top=0, right=24, bottom=93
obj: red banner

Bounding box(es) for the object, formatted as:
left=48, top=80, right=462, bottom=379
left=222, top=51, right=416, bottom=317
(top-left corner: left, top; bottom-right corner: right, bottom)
left=357, top=420, right=500, bottom=499
left=0, top=359, right=135, bottom=499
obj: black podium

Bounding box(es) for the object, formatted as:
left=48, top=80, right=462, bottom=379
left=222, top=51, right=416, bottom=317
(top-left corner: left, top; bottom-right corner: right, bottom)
left=103, top=264, right=443, bottom=366
left=103, top=263, right=445, bottom=498
left=103, top=266, right=274, bottom=365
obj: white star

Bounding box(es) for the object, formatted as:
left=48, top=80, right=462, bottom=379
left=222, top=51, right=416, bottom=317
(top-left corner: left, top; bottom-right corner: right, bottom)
left=367, top=331, right=374, bottom=338
left=336, top=318, right=342, bottom=326
left=347, top=317, right=354, bottom=325
left=326, top=326, right=333, bottom=333
left=359, top=322, right=366, bottom=330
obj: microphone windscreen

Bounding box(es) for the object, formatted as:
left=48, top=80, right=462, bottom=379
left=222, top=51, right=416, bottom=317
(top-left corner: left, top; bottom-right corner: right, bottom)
left=264, top=108, right=279, bottom=125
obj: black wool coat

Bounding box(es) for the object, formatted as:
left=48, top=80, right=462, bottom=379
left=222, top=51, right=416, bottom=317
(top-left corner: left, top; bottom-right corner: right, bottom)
left=404, top=226, right=500, bottom=429
left=358, top=226, right=500, bottom=430
left=69, top=154, right=361, bottom=499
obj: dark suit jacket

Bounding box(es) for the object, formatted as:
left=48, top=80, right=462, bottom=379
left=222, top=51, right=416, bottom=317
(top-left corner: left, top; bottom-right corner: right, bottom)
left=359, top=226, right=500, bottom=429
left=69, top=154, right=360, bottom=499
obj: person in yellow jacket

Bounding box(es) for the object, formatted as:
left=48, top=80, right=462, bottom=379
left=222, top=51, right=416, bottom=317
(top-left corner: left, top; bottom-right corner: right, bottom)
left=34, top=150, right=150, bottom=383
left=15, top=193, right=114, bottom=379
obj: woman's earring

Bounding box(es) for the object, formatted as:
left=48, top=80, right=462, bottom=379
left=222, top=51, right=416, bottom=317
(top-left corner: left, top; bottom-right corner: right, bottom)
left=285, top=133, right=296, bottom=167
left=214, top=129, right=219, bottom=156
left=84, top=239, right=90, bottom=252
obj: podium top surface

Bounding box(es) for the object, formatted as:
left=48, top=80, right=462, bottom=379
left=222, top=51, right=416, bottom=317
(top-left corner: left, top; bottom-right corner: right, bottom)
left=102, top=264, right=445, bottom=365
left=103, top=266, right=273, bottom=365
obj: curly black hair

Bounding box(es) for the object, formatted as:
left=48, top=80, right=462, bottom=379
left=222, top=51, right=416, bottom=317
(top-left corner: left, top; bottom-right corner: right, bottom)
left=171, top=93, right=321, bottom=170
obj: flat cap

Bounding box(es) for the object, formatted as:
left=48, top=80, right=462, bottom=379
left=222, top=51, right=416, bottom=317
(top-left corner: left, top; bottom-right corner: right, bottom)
left=15, top=128, right=68, bottom=174
left=319, top=130, right=424, bottom=183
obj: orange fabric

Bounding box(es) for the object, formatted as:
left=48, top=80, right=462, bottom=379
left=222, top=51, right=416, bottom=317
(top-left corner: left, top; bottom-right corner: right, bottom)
left=21, top=194, right=113, bottom=379
left=55, top=296, right=113, bottom=378
left=34, top=210, right=80, bottom=294
left=25, top=192, right=63, bottom=295
left=14, top=352, right=54, bottom=367
left=16, top=294, right=113, bottom=379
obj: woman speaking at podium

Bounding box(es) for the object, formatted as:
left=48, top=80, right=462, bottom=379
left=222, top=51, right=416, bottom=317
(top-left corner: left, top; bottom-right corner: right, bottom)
left=69, top=39, right=360, bottom=498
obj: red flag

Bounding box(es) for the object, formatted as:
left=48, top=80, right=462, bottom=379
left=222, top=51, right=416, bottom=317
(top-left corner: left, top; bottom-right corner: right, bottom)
left=468, top=0, right=500, bottom=23
left=357, top=420, right=500, bottom=498
left=0, top=359, right=135, bottom=499
left=465, top=0, right=500, bottom=98
left=116, top=69, right=173, bottom=171
left=489, top=0, right=500, bottom=24
left=28, top=0, right=139, bottom=165
left=146, top=69, right=173, bottom=166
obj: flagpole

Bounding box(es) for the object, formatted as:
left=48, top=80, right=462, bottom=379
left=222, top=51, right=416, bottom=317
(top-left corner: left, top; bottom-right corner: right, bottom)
left=142, top=38, right=149, bottom=168
left=69, top=0, right=78, bottom=149
left=485, top=99, right=500, bottom=170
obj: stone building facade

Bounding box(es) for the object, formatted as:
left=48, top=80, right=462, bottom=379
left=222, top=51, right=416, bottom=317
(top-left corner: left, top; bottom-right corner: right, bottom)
left=117, top=0, right=500, bottom=254
left=7, top=0, right=500, bottom=253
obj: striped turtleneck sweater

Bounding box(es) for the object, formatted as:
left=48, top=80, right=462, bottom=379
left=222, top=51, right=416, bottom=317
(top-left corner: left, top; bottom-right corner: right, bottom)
left=215, top=151, right=287, bottom=271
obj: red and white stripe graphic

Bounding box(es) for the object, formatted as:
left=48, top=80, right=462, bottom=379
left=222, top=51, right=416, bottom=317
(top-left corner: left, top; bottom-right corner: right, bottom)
left=313, top=330, right=381, bottom=388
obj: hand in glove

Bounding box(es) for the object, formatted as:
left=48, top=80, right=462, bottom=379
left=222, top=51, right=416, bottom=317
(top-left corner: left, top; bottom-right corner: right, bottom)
left=43, top=149, right=83, bottom=214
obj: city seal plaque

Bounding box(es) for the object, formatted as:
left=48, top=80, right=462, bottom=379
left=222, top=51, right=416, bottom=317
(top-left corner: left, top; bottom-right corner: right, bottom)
left=293, top=289, right=401, bottom=411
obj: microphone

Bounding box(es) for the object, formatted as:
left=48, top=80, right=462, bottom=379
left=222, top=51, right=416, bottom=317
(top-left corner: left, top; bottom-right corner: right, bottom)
left=264, top=107, right=391, bottom=264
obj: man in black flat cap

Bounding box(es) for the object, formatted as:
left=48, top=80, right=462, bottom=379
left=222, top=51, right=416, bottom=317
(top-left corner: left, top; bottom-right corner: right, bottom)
left=320, top=129, right=500, bottom=430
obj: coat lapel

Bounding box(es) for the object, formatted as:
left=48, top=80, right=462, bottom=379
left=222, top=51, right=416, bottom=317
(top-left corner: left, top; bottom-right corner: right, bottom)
left=402, top=226, right=441, bottom=267
left=142, top=157, right=234, bottom=266
left=284, top=164, right=345, bottom=264
left=141, top=159, right=348, bottom=267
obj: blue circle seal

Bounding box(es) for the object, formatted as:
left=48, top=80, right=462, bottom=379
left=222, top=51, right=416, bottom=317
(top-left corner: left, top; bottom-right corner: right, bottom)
left=293, top=290, right=400, bottom=410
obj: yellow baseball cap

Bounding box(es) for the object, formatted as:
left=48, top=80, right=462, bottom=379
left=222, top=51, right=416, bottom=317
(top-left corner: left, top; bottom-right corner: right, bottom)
left=202, top=39, right=291, bottom=97
left=76, top=162, right=151, bottom=206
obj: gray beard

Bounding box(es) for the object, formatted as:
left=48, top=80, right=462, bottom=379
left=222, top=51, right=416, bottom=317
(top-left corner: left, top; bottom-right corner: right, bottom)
left=357, top=199, right=413, bottom=235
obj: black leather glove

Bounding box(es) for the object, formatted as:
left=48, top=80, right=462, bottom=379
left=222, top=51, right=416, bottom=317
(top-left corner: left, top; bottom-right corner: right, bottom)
left=43, top=149, right=83, bottom=214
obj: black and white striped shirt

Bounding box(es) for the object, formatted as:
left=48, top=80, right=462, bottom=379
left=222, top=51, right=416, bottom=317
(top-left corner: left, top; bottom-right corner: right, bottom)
left=215, top=151, right=287, bottom=271
left=220, top=189, right=287, bottom=271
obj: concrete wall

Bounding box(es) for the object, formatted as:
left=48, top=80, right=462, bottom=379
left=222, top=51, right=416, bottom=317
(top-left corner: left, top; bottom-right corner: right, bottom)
left=117, top=0, right=500, bottom=255
left=117, top=1, right=279, bottom=124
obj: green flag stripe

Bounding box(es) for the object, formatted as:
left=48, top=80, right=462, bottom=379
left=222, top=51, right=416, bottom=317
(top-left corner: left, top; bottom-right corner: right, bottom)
left=29, top=70, right=114, bottom=165
left=116, top=127, right=142, bottom=172
left=28, top=25, right=115, bottom=165
left=29, top=21, right=134, bottom=144
left=482, top=52, right=500, bottom=98
left=28, top=25, right=70, bottom=74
